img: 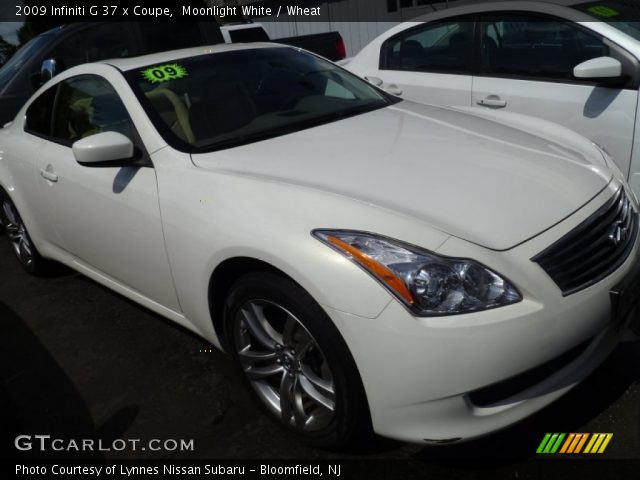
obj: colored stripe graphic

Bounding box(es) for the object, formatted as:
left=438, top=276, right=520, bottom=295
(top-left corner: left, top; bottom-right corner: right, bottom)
left=538, top=433, right=613, bottom=454
left=536, top=433, right=565, bottom=454
left=572, top=433, right=589, bottom=454
left=559, top=433, right=575, bottom=454
left=597, top=433, right=614, bottom=453
left=584, top=434, right=600, bottom=454
left=584, top=434, right=614, bottom=454
left=537, top=433, right=552, bottom=454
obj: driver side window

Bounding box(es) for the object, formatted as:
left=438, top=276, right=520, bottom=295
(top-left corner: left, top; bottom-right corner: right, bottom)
left=51, top=75, right=134, bottom=145
left=480, top=13, right=609, bottom=82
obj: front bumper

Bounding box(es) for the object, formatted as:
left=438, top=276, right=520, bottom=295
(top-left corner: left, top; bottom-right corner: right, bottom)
left=324, top=186, right=640, bottom=444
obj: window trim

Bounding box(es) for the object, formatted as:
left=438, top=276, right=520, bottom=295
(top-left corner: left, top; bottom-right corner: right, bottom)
left=477, top=11, right=640, bottom=89
left=379, top=15, right=478, bottom=76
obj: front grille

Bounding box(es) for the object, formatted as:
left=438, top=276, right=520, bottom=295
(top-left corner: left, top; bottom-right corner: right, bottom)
left=532, top=189, right=638, bottom=296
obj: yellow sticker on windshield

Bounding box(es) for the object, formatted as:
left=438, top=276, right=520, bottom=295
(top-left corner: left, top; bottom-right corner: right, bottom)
left=587, top=5, right=620, bottom=18
left=141, top=64, right=188, bottom=84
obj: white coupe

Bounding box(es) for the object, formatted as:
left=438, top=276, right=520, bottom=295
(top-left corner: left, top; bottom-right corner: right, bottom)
left=1, top=43, right=639, bottom=446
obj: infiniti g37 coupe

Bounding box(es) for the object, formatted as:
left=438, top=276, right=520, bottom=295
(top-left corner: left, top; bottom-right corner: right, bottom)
left=1, top=44, right=639, bottom=446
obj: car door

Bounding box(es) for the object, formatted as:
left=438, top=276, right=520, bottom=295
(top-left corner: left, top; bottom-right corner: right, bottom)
left=18, top=85, right=61, bottom=244
left=472, top=12, right=640, bottom=177
left=370, top=15, right=476, bottom=106
left=35, top=74, right=181, bottom=311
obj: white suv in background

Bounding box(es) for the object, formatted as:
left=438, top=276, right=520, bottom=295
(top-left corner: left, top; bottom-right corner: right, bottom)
left=344, top=0, right=640, bottom=198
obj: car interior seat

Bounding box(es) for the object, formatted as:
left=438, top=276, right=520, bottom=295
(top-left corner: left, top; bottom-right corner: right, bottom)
left=482, top=36, right=499, bottom=69
left=89, top=94, right=134, bottom=139
left=65, top=90, right=97, bottom=141
left=401, top=40, right=425, bottom=69
left=447, top=32, right=470, bottom=67
left=145, top=88, right=195, bottom=144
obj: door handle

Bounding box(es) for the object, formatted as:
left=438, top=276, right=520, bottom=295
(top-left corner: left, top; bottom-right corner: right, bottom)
left=477, top=95, right=507, bottom=108
left=40, top=168, right=59, bottom=183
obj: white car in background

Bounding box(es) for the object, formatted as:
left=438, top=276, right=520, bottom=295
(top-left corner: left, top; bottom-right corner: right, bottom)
left=0, top=43, right=639, bottom=446
left=344, top=0, right=640, bottom=198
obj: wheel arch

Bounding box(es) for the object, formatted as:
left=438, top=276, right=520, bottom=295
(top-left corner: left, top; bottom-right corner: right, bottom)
left=208, top=256, right=295, bottom=350
left=209, top=256, right=374, bottom=444
left=0, top=179, right=48, bottom=255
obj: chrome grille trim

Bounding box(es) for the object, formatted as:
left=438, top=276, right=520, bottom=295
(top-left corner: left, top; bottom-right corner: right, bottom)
left=532, top=189, right=638, bottom=296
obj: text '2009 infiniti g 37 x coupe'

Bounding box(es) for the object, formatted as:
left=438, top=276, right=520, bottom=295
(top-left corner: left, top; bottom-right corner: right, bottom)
left=1, top=43, right=639, bottom=447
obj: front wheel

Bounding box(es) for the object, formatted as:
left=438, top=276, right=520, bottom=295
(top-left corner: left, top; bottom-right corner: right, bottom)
left=224, top=272, right=371, bottom=448
left=0, top=190, right=48, bottom=275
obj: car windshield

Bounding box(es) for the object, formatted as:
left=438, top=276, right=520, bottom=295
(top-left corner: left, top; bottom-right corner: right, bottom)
left=125, top=47, right=395, bottom=152
left=574, top=1, right=640, bottom=40
left=0, top=32, right=54, bottom=93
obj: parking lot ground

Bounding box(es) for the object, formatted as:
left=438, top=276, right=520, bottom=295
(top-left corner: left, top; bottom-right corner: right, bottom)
left=1, top=236, right=638, bottom=478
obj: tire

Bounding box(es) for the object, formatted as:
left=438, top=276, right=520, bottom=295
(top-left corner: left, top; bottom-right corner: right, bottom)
left=224, top=272, right=372, bottom=448
left=0, top=190, right=48, bottom=275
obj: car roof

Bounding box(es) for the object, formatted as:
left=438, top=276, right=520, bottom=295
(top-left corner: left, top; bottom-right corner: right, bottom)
left=100, top=42, right=284, bottom=72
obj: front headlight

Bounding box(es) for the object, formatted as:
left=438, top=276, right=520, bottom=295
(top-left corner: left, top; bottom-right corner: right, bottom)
left=313, top=230, right=521, bottom=316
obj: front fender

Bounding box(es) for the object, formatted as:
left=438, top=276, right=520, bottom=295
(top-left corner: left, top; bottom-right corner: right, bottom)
left=151, top=148, right=449, bottom=341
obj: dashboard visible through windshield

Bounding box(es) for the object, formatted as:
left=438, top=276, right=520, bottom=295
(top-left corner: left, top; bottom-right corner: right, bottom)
left=125, top=47, right=396, bottom=152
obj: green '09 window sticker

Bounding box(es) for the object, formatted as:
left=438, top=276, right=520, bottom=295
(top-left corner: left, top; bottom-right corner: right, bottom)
left=141, top=64, right=188, bottom=84
left=587, top=5, right=620, bottom=18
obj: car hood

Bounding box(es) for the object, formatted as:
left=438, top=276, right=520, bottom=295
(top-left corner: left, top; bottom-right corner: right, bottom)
left=191, top=101, right=611, bottom=250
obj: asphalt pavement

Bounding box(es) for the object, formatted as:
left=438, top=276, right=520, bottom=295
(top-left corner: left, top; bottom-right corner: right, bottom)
left=1, top=234, right=638, bottom=478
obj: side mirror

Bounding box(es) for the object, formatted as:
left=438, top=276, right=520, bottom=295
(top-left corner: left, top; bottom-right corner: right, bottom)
left=574, top=56, right=622, bottom=80
left=72, top=132, right=135, bottom=167
left=40, top=58, right=57, bottom=83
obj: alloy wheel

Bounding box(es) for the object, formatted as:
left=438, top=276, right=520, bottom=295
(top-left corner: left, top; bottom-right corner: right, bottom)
left=234, top=299, right=336, bottom=432
left=1, top=197, right=34, bottom=268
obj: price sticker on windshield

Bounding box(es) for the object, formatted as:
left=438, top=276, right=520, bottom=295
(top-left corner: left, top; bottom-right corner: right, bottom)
left=141, top=64, right=188, bottom=84
left=587, top=5, right=620, bottom=18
